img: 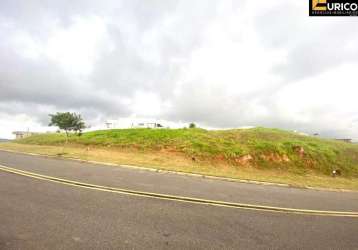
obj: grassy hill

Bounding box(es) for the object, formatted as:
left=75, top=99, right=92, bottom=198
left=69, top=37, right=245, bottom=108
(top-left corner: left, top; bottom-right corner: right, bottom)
left=15, top=127, right=358, bottom=178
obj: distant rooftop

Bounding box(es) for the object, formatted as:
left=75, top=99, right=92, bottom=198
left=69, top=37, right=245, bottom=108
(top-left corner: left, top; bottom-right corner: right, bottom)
left=12, top=131, right=39, bottom=140
left=335, top=138, right=352, bottom=143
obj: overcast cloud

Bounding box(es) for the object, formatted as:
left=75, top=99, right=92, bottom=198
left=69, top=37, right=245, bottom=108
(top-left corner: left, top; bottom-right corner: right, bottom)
left=0, top=0, right=357, bottom=139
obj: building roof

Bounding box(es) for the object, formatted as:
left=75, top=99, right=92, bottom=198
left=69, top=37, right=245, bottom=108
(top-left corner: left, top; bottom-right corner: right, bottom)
left=12, top=131, right=36, bottom=135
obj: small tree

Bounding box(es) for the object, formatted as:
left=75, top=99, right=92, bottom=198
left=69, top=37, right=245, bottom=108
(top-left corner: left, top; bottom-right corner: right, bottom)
left=49, top=112, right=86, bottom=141
left=189, top=122, right=196, bottom=129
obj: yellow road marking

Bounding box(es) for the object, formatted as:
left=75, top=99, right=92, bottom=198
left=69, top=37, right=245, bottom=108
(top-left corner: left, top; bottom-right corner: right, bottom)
left=1, top=164, right=358, bottom=218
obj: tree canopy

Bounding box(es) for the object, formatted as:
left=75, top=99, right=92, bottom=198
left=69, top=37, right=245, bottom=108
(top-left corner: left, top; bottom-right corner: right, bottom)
left=189, top=122, right=196, bottom=129
left=49, top=112, right=86, bottom=137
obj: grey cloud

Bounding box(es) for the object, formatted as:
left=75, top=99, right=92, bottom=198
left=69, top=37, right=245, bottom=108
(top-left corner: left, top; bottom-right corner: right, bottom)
left=0, top=0, right=357, bottom=140
left=255, top=3, right=358, bottom=82
left=1, top=0, right=222, bottom=102
left=0, top=47, right=129, bottom=117
left=90, top=1, right=221, bottom=100
left=0, top=7, right=130, bottom=122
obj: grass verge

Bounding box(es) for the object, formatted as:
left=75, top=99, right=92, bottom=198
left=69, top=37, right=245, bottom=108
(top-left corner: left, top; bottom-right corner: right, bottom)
left=1, top=142, right=358, bottom=191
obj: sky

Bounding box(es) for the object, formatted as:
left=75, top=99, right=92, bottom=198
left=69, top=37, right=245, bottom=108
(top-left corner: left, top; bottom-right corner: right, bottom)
left=0, top=0, right=357, bottom=140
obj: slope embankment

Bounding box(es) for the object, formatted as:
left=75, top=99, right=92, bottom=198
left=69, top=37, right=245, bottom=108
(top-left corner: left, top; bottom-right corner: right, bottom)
left=1, top=127, right=357, bottom=190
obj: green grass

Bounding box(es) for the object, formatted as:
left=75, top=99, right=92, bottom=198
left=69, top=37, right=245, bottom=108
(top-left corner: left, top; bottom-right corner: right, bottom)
left=16, top=127, right=358, bottom=178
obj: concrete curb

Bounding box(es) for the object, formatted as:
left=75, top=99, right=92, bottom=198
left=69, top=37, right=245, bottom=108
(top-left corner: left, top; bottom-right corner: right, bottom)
left=0, top=148, right=357, bottom=193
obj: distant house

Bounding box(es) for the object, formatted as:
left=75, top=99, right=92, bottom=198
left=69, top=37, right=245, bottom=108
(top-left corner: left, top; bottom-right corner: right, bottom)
left=335, top=138, right=352, bottom=143
left=293, top=130, right=308, bottom=136
left=131, top=122, right=164, bottom=129
left=12, top=131, right=38, bottom=140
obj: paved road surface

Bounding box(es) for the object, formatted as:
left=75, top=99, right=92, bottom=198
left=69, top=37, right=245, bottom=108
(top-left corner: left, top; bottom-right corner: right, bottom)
left=0, top=150, right=358, bottom=249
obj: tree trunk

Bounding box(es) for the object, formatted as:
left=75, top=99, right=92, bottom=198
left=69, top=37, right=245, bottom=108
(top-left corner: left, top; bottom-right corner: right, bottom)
left=65, top=130, right=68, bottom=143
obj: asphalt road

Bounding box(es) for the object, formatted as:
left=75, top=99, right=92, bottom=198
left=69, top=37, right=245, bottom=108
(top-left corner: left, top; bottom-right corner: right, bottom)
left=1, top=150, right=358, bottom=249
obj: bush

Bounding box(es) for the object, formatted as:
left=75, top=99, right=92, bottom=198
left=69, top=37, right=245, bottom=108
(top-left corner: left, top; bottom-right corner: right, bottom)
left=189, top=123, right=196, bottom=129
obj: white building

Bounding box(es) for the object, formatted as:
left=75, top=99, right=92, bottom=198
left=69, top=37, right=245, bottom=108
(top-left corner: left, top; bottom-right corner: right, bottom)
left=131, top=122, right=164, bottom=129
left=103, top=118, right=166, bottom=130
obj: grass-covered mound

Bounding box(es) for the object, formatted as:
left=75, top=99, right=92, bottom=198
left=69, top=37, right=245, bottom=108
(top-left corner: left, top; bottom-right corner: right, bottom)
left=18, top=127, right=358, bottom=178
